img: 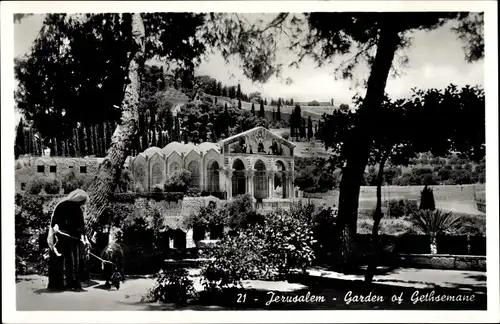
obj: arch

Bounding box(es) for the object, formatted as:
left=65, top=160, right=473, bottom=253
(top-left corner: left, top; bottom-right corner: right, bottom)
left=232, top=158, right=245, bottom=170
left=151, top=162, right=164, bottom=187
left=169, top=161, right=181, bottom=174
left=274, top=160, right=288, bottom=198
left=254, top=159, right=268, bottom=199
left=206, top=160, right=220, bottom=193
left=232, top=158, right=246, bottom=196
left=187, top=160, right=200, bottom=188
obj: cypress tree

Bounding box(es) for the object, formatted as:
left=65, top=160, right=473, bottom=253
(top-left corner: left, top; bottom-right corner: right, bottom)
left=419, top=185, right=436, bottom=210
left=277, top=103, right=281, bottom=121
left=307, top=116, right=313, bottom=140
left=251, top=102, right=255, bottom=116
left=238, top=98, right=242, bottom=109
left=259, top=100, right=265, bottom=118
left=15, top=119, right=25, bottom=158
left=272, top=109, right=276, bottom=121
left=53, top=138, right=58, bottom=156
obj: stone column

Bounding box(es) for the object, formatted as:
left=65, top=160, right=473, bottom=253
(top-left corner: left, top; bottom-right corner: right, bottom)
left=226, top=169, right=233, bottom=199
left=270, top=172, right=275, bottom=198
left=247, top=170, right=254, bottom=198
left=289, top=171, right=295, bottom=200
left=266, top=170, right=274, bottom=199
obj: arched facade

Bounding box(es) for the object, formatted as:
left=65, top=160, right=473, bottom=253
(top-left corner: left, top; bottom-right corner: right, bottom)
left=130, top=127, right=297, bottom=203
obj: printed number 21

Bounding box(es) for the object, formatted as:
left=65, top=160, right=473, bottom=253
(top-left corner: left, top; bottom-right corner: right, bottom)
left=237, top=293, right=247, bottom=303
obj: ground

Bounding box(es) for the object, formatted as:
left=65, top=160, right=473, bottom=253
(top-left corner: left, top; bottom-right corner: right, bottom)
left=16, top=267, right=486, bottom=311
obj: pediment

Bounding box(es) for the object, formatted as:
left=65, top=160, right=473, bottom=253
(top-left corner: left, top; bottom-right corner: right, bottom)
left=221, top=127, right=295, bottom=149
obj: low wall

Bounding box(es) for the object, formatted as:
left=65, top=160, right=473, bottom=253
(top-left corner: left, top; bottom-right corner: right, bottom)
left=304, top=185, right=485, bottom=205
left=396, top=254, right=486, bottom=272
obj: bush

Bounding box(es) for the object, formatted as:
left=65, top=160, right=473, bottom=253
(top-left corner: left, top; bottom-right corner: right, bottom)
left=201, top=203, right=316, bottom=290
left=221, top=194, right=261, bottom=230
left=26, top=177, right=44, bottom=194
left=281, top=132, right=290, bottom=140
left=61, top=171, right=84, bottom=194
left=142, top=269, right=198, bottom=304
left=43, top=178, right=62, bottom=194
left=110, top=192, right=184, bottom=203
left=165, top=170, right=192, bottom=193
left=388, top=199, right=418, bottom=218
left=152, top=184, right=164, bottom=193
left=15, top=195, right=53, bottom=276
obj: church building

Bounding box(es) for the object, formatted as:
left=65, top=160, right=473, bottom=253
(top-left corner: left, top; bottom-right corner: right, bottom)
left=130, top=127, right=298, bottom=206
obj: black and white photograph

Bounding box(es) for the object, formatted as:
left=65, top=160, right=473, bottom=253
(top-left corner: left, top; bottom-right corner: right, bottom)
left=2, top=1, right=498, bottom=323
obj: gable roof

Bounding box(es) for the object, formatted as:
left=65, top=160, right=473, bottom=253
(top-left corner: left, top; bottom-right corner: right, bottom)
left=219, top=126, right=295, bottom=148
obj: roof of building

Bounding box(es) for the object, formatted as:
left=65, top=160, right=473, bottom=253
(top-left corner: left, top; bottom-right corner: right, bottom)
left=219, top=126, right=295, bottom=148
left=159, top=141, right=220, bottom=157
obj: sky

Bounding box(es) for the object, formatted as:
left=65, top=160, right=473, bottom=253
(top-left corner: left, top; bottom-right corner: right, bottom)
left=14, top=13, right=484, bottom=117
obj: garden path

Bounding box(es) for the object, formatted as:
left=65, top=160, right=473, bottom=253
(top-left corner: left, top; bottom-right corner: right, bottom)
left=15, top=267, right=486, bottom=311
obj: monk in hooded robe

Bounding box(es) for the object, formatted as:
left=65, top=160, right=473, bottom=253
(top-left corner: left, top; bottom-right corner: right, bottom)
left=47, top=189, right=90, bottom=291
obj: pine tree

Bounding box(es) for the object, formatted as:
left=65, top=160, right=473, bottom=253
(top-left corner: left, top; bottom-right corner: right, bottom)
left=307, top=116, right=313, bottom=140
left=251, top=102, right=255, bottom=116
left=259, top=100, right=265, bottom=118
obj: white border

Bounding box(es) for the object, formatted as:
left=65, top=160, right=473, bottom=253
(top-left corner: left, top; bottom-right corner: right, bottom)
left=2, top=1, right=498, bottom=323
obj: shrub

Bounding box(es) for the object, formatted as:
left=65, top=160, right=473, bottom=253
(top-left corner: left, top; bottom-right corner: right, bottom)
left=281, top=132, right=290, bottom=140
left=61, top=171, right=84, bottom=194
left=118, top=169, right=134, bottom=193
left=43, top=178, right=62, bottom=194
left=26, top=177, right=44, bottom=194
left=186, top=186, right=201, bottom=197
left=15, top=195, right=53, bottom=276
left=152, top=184, right=164, bottom=193
left=220, top=194, right=262, bottom=230
left=201, top=228, right=268, bottom=292
left=388, top=199, right=418, bottom=218
left=110, top=192, right=184, bottom=203
left=142, top=269, right=198, bottom=304
left=419, top=185, right=436, bottom=210
left=201, top=203, right=316, bottom=290
left=135, top=183, right=145, bottom=193
left=165, top=170, right=192, bottom=193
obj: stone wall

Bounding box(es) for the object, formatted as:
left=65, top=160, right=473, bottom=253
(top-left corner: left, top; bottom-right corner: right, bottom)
left=396, top=254, right=486, bottom=272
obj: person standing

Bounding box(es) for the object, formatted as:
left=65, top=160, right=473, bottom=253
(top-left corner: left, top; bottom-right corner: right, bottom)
left=47, top=189, right=90, bottom=291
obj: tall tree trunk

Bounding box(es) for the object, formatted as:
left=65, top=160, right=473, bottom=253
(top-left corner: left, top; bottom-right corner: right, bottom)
left=365, top=156, right=387, bottom=283
left=335, top=27, right=400, bottom=272
left=84, top=13, right=145, bottom=238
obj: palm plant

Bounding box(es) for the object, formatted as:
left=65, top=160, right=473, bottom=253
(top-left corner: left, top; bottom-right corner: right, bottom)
left=410, top=209, right=461, bottom=254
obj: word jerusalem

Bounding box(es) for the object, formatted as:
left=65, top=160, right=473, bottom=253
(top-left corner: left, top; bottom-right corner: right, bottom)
left=265, top=291, right=326, bottom=306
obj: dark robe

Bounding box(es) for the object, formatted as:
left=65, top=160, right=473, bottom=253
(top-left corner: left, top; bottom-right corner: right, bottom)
left=47, top=200, right=86, bottom=290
